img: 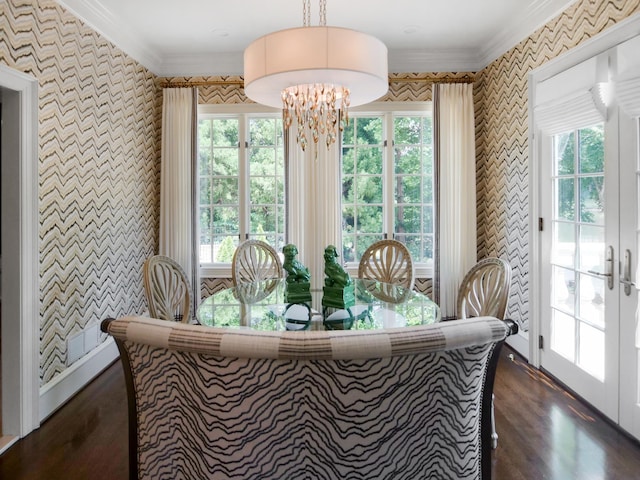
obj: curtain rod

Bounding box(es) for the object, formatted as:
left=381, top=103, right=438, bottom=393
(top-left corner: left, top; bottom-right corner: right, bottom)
left=160, top=76, right=475, bottom=88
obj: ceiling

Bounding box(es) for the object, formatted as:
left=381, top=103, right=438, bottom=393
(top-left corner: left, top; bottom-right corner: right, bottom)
left=57, top=0, right=577, bottom=77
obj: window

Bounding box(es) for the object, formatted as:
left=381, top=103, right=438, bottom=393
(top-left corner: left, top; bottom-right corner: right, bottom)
left=198, top=111, right=285, bottom=267
left=341, top=105, right=434, bottom=273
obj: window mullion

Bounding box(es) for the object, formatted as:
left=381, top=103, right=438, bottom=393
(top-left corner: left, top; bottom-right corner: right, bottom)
left=383, top=112, right=395, bottom=238
left=239, top=114, right=250, bottom=240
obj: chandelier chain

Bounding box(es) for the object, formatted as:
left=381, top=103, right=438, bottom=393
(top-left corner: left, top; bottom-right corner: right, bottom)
left=319, top=0, right=327, bottom=26
left=303, top=0, right=310, bottom=27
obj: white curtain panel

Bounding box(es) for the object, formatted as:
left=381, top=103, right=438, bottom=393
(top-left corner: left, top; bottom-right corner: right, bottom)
left=288, top=130, right=342, bottom=291
left=159, top=88, right=196, bottom=285
left=437, top=83, right=477, bottom=318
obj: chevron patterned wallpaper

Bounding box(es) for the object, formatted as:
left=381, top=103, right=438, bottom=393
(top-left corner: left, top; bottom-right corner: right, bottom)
left=476, top=0, right=640, bottom=332
left=1, top=0, right=160, bottom=384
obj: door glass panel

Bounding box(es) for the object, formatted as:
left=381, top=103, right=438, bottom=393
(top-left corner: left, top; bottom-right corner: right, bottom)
left=556, top=178, right=576, bottom=221
left=551, top=309, right=576, bottom=362
left=553, top=222, right=575, bottom=268
left=578, top=322, right=604, bottom=381
left=578, top=273, right=605, bottom=328
left=552, top=266, right=575, bottom=314
left=579, top=225, right=604, bottom=271
left=579, top=176, right=604, bottom=223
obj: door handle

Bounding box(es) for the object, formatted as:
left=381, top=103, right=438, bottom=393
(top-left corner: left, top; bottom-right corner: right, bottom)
left=620, top=249, right=635, bottom=296
left=587, top=245, right=614, bottom=290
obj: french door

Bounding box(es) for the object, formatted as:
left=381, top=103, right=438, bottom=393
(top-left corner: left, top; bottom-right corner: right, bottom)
left=539, top=105, right=640, bottom=439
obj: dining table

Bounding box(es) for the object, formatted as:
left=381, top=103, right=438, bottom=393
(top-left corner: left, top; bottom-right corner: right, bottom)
left=196, top=278, right=440, bottom=331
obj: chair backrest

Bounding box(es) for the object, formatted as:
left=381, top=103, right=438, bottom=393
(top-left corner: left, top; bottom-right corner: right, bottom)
left=358, top=239, right=415, bottom=290
left=143, top=255, right=192, bottom=322
left=102, top=314, right=510, bottom=480
left=457, top=257, right=512, bottom=320
left=232, top=239, right=284, bottom=286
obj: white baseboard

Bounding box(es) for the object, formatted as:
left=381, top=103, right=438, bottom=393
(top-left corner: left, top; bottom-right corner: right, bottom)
left=39, top=338, right=119, bottom=421
left=506, top=330, right=530, bottom=361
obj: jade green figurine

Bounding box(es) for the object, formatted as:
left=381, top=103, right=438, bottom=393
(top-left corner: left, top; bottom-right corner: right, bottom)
left=322, top=245, right=355, bottom=309
left=282, top=244, right=312, bottom=303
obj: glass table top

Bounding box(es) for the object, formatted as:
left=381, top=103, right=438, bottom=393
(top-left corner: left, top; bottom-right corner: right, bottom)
left=196, top=278, right=440, bottom=331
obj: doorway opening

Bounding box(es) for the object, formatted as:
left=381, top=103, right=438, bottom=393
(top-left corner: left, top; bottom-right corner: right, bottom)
left=0, top=65, right=41, bottom=451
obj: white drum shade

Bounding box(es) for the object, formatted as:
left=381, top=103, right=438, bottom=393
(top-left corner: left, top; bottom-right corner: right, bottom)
left=244, top=26, right=388, bottom=108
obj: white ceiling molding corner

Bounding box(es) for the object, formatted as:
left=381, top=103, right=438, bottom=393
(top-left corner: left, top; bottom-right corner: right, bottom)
left=55, top=0, right=163, bottom=75
left=477, top=0, right=580, bottom=70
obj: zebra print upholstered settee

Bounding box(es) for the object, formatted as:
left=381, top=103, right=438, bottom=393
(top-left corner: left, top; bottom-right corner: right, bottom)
left=102, top=315, right=511, bottom=480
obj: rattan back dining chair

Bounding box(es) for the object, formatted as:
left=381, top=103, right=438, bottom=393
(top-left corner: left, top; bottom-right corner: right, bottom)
left=143, top=255, right=192, bottom=323
left=358, top=239, right=415, bottom=290
left=232, top=239, right=284, bottom=286
left=457, top=257, right=512, bottom=450
left=457, top=257, right=511, bottom=321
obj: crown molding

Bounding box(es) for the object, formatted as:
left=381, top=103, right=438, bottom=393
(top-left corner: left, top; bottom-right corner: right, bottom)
left=55, top=0, right=163, bottom=74
left=57, top=0, right=578, bottom=77
left=478, top=0, right=579, bottom=68
left=388, top=49, right=485, bottom=74
left=157, top=52, right=244, bottom=77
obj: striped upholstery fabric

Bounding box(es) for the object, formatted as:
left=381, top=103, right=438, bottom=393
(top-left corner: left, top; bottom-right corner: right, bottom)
left=104, top=316, right=509, bottom=480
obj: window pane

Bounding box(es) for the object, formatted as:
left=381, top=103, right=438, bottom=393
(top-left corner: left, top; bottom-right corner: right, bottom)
left=357, top=148, right=383, bottom=174
left=554, top=131, right=574, bottom=175
left=356, top=177, right=383, bottom=203
left=552, top=266, right=575, bottom=315
left=578, top=322, right=604, bottom=380
left=578, top=124, right=604, bottom=174
left=578, top=225, right=604, bottom=272
left=356, top=206, right=383, bottom=233
left=212, top=178, right=238, bottom=204
left=251, top=205, right=276, bottom=234
left=394, top=117, right=421, bottom=144
left=212, top=149, right=238, bottom=176
left=556, top=178, right=575, bottom=221
left=356, top=117, right=383, bottom=145
left=250, top=177, right=275, bottom=201
left=342, top=147, right=355, bottom=175
left=342, top=175, right=355, bottom=203
left=579, top=176, right=604, bottom=224
left=396, top=176, right=421, bottom=203
left=395, top=146, right=421, bottom=174
left=396, top=206, right=421, bottom=234
left=551, top=309, right=576, bottom=362
left=552, top=221, right=575, bottom=268
left=212, top=119, right=238, bottom=146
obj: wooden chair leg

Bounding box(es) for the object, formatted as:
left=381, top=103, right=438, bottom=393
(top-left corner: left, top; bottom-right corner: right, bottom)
left=491, top=393, right=498, bottom=449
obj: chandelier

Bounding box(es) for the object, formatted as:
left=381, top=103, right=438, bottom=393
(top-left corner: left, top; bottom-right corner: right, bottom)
left=243, top=0, right=388, bottom=151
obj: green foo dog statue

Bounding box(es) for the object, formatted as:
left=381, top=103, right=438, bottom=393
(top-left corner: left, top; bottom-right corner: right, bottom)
left=282, top=244, right=312, bottom=303
left=322, top=245, right=355, bottom=309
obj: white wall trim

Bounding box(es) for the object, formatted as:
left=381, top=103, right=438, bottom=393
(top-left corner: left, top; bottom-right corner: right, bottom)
left=0, top=64, right=41, bottom=437
left=39, top=338, right=119, bottom=421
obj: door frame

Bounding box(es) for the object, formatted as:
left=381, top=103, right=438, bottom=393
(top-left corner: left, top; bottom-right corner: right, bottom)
left=0, top=64, right=40, bottom=439
left=528, top=13, right=640, bottom=368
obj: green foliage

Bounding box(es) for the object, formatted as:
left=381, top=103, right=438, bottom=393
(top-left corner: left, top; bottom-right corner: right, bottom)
left=216, top=236, right=236, bottom=262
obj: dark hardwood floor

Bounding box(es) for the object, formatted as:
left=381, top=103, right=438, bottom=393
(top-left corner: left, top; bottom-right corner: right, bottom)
left=1, top=345, right=639, bottom=479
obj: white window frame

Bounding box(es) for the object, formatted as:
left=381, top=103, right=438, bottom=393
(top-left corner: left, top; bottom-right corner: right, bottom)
left=343, top=102, right=433, bottom=278
left=198, top=104, right=283, bottom=278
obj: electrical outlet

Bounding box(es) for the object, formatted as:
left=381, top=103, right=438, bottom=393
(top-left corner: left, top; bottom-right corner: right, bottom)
left=67, top=331, right=85, bottom=366
left=84, top=324, right=99, bottom=352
